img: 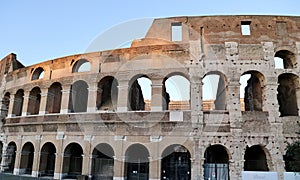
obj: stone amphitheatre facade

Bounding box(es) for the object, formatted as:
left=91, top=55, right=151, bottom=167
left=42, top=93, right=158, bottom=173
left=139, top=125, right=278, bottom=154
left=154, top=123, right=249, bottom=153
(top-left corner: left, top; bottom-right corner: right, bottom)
left=0, top=15, right=300, bottom=180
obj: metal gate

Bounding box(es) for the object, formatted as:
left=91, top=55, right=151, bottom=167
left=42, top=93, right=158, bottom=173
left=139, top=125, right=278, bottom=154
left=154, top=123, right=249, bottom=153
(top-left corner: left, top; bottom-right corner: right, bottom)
left=204, top=163, right=229, bottom=180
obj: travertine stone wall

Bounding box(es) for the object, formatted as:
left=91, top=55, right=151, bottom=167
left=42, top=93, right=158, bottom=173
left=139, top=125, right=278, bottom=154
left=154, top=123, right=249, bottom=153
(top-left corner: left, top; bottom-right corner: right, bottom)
left=0, top=15, right=300, bottom=180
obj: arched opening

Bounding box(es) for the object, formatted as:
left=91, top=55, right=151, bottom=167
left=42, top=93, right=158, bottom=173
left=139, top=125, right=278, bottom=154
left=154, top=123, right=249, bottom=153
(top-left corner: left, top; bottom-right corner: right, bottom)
left=275, top=50, right=296, bottom=69
left=27, top=87, right=41, bottom=115
left=240, top=71, right=264, bottom=111
left=46, top=82, right=62, bottom=113
left=4, top=142, right=16, bottom=173
left=20, top=142, right=34, bottom=175
left=161, top=144, right=191, bottom=180
left=72, top=59, right=91, bottom=72
left=163, top=74, right=190, bottom=110
left=0, top=142, right=3, bottom=167
left=62, top=143, right=83, bottom=178
left=97, top=76, right=118, bottom=111
left=204, top=145, right=230, bottom=180
left=125, top=144, right=149, bottom=180
left=91, top=143, right=114, bottom=179
left=1, top=92, right=10, bottom=118
left=31, top=67, right=44, bottom=80
left=202, top=72, right=227, bottom=111
left=39, top=142, right=56, bottom=177
left=12, top=89, right=24, bottom=116
left=277, top=73, right=299, bottom=116
left=69, top=80, right=89, bottom=112
left=128, top=75, right=151, bottom=111
left=244, top=145, right=269, bottom=171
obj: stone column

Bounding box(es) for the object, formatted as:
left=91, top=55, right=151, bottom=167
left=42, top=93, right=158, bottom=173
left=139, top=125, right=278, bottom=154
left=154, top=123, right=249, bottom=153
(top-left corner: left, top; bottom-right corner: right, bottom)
left=60, top=85, right=71, bottom=114
left=54, top=153, right=64, bottom=179
left=227, top=81, right=243, bottom=128
left=151, top=78, right=163, bottom=111
left=264, top=78, right=280, bottom=122
left=190, top=67, right=203, bottom=125
left=229, top=135, right=244, bottom=180
left=113, top=139, right=126, bottom=180
left=31, top=135, right=42, bottom=177
left=21, top=91, right=30, bottom=116
left=0, top=141, right=8, bottom=172
left=117, top=80, right=129, bottom=112
left=7, top=93, right=15, bottom=118
left=39, top=88, right=49, bottom=115
left=149, top=157, right=160, bottom=180
left=87, top=84, right=97, bottom=113
left=191, top=137, right=201, bottom=180
left=13, top=135, right=23, bottom=175
left=82, top=135, right=92, bottom=176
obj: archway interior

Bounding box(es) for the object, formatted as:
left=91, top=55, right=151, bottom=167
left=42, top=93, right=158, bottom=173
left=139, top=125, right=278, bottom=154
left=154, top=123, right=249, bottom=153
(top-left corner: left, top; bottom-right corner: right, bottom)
left=277, top=74, right=299, bottom=116
left=1, top=92, right=10, bottom=118
left=46, top=82, right=62, bottom=113
left=244, top=145, right=269, bottom=171
left=20, top=142, right=34, bottom=175
left=202, top=73, right=227, bottom=111
left=164, top=75, right=190, bottom=110
left=97, top=76, right=118, bottom=111
left=161, top=145, right=191, bottom=180
left=125, top=144, right=149, bottom=179
left=28, top=87, right=41, bottom=115
left=13, top=89, right=24, bottom=116
left=63, top=143, right=83, bottom=178
left=91, top=143, right=114, bottom=179
left=129, top=76, right=151, bottom=111
left=39, top=142, right=56, bottom=177
left=69, top=80, right=88, bottom=112
left=240, top=72, right=263, bottom=111
left=4, top=142, right=16, bottom=173
left=275, top=50, right=296, bottom=69
left=204, top=145, right=229, bottom=180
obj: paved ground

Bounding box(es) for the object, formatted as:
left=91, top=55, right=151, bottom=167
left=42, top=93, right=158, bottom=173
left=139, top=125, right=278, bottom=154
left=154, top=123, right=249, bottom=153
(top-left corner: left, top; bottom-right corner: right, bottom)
left=0, top=173, right=54, bottom=180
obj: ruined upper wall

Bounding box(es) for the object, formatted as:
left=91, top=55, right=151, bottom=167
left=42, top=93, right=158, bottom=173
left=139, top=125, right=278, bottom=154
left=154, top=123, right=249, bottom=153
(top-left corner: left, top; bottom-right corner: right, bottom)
left=145, top=15, right=300, bottom=44
left=2, top=15, right=300, bottom=91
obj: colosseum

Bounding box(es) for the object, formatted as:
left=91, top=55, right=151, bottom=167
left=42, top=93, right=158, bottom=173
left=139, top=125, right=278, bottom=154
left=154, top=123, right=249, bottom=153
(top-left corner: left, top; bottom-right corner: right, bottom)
left=0, top=15, right=299, bottom=180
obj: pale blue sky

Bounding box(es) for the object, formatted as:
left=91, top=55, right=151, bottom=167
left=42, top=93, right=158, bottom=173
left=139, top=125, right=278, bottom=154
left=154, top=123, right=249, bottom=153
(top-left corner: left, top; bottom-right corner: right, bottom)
left=0, top=0, right=299, bottom=66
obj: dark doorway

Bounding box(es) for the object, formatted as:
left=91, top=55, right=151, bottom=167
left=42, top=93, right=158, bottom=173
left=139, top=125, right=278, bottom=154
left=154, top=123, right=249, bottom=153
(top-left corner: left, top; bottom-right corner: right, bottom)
left=125, top=144, right=149, bottom=180
left=204, top=145, right=229, bottom=180
left=161, top=145, right=191, bottom=180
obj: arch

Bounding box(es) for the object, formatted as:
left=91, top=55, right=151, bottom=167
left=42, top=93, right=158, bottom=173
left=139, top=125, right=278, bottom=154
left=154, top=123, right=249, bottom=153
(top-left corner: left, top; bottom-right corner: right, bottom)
left=20, top=142, right=34, bottom=175
left=46, top=82, right=62, bottom=113
left=69, top=80, right=89, bottom=112
left=91, top=143, right=115, bottom=179
left=277, top=73, right=299, bottom=116
left=97, top=76, right=118, bottom=111
left=240, top=71, right=265, bottom=111
left=244, top=145, right=269, bottom=171
left=204, top=144, right=230, bottom=180
left=163, top=73, right=190, bottom=110
left=4, top=141, right=17, bottom=173
left=62, top=142, right=83, bottom=178
left=12, top=89, right=24, bottom=116
left=0, top=141, right=3, bottom=169
left=274, top=50, right=296, bottom=69
left=72, top=59, right=91, bottom=73
left=202, top=71, right=228, bottom=111
left=124, top=144, right=149, bottom=180
left=39, top=142, right=56, bottom=177
left=31, top=67, right=44, bottom=80
left=128, top=75, right=152, bottom=111
left=1, top=92, right=10, bottom=118
left=27, top=87, right=41, bottom=115
left=161, top=144, right=191, bottom=180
